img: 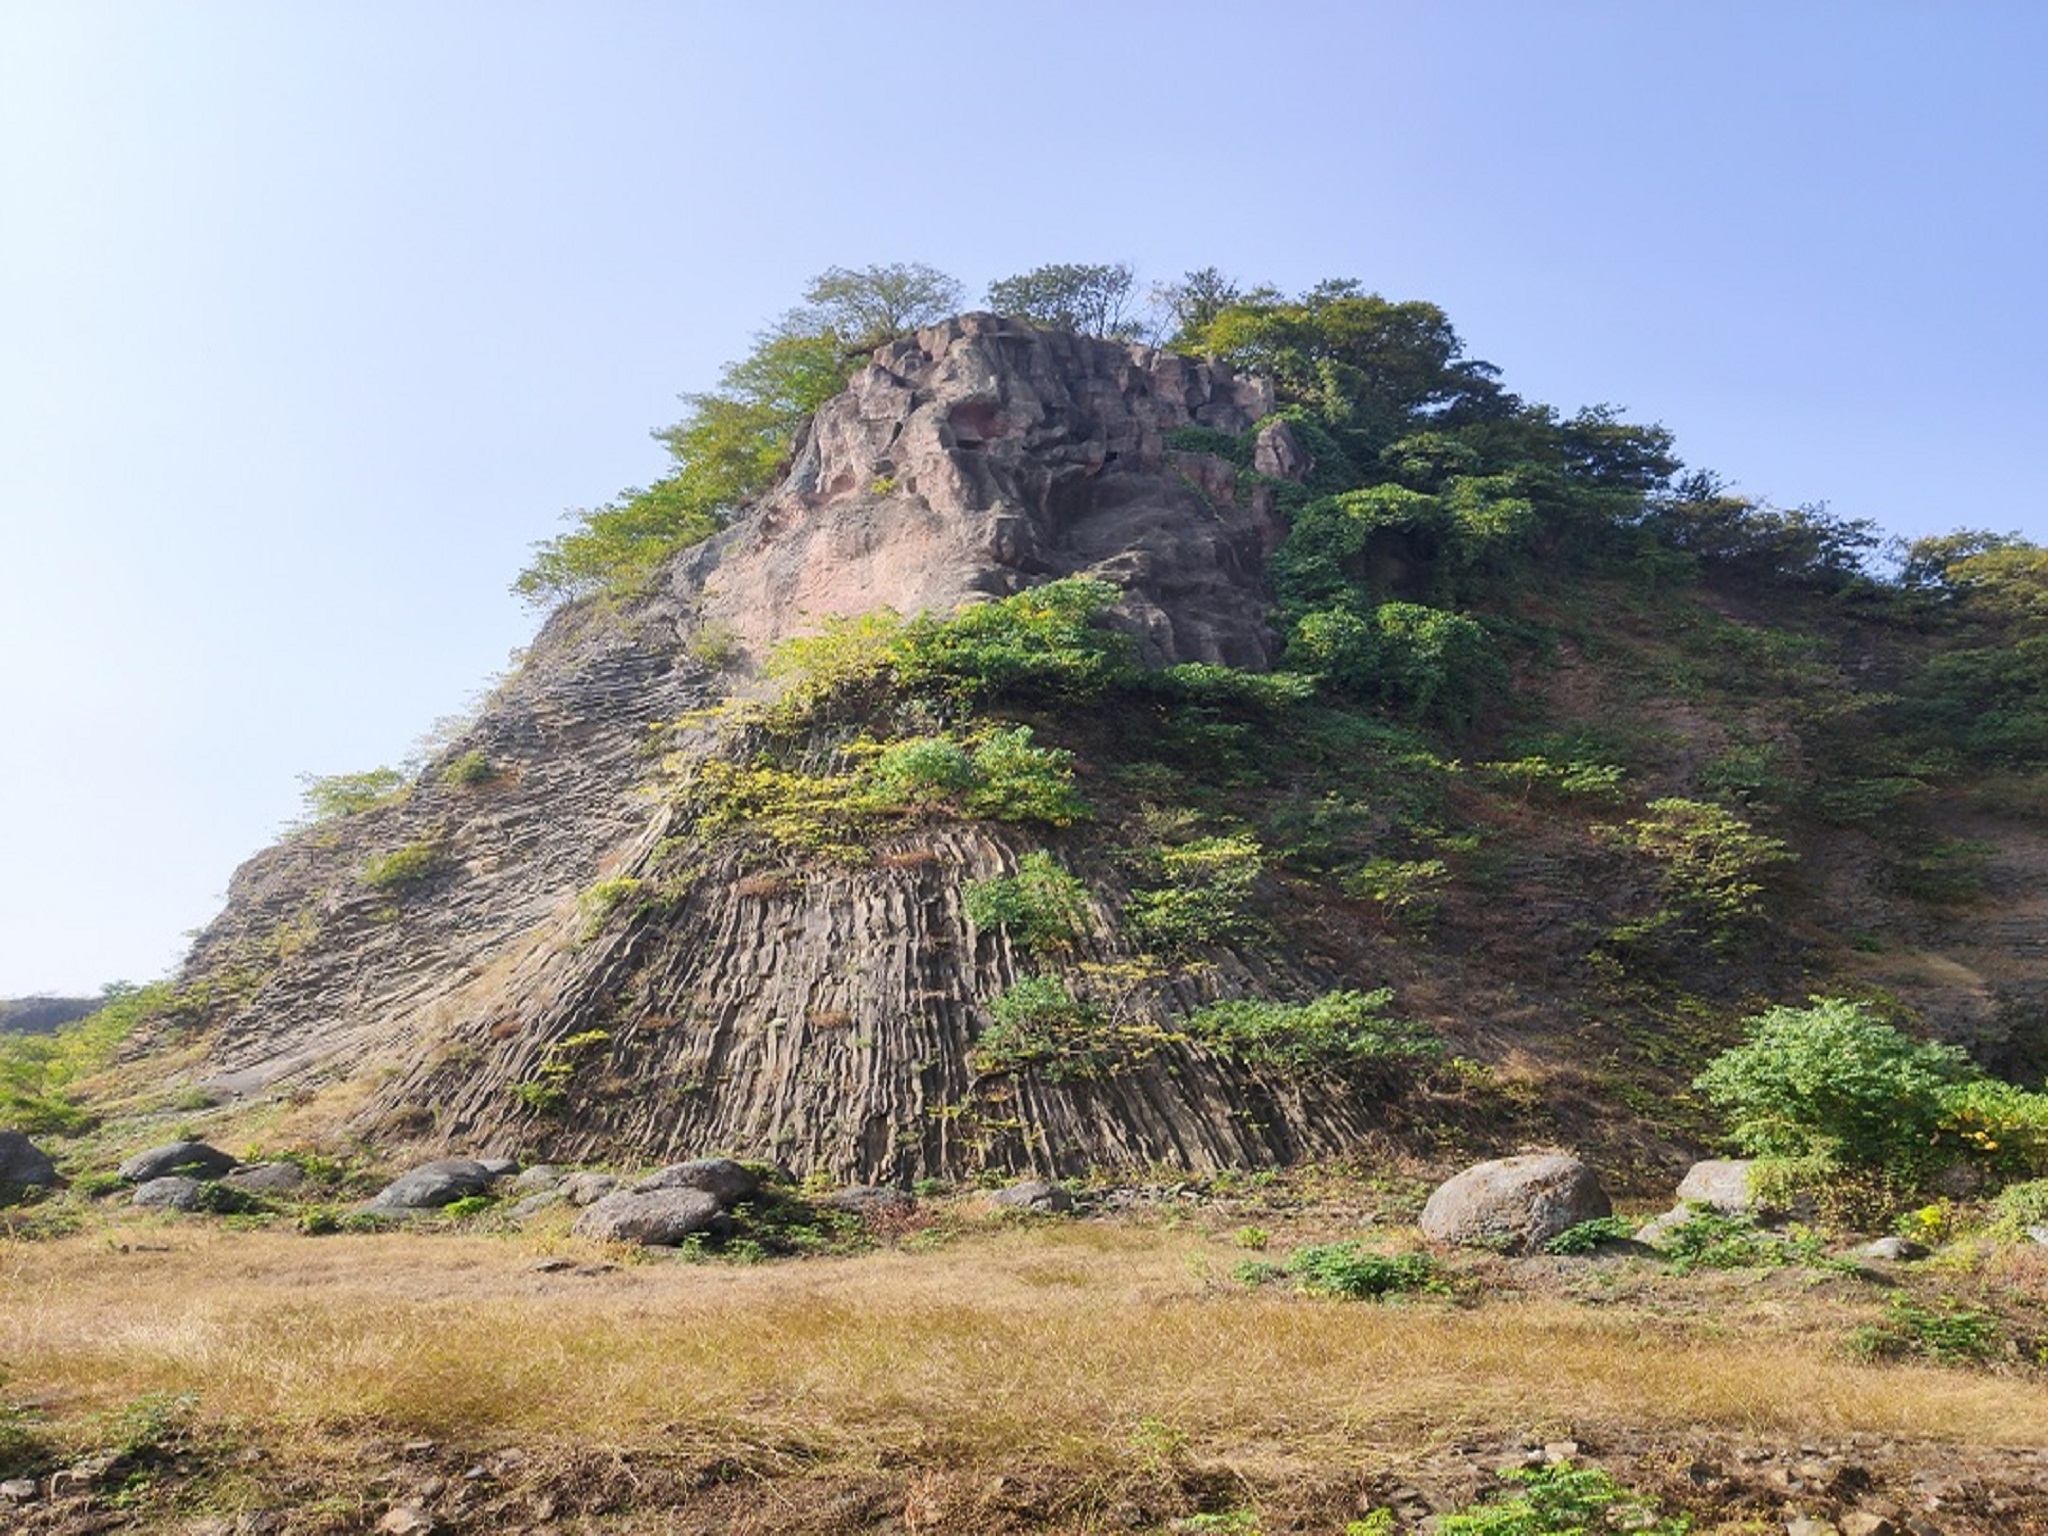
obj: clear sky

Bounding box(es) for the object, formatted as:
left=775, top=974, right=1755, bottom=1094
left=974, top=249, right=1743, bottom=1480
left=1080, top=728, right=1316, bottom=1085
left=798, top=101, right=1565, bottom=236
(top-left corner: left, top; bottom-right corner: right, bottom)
left=2, top=1, right=2043, bottom=996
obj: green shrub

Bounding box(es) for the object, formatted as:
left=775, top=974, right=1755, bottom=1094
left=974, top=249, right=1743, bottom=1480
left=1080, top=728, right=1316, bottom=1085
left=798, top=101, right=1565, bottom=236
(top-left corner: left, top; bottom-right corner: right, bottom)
left=1342, top=856, right=1450, bottom=928
left=1280, top=1242, right=1444, bottom=1300
left=296, top=766, right=406, bottom=824
left=577, top=876, right=647, bottom=938
left=1849, top=1295, right=2000, bottom=1366
left=1694, top=998, right=1973, bottom=1177
left=969, top=977, right=1115, bottom=1081
left=1184, top=989, right=1438, bottom=1070
left=1989, top=1177, right=2048, bottom=1237
left=1614, top=797, right=1794, bottom=948
left=362, top=841, right=447, bottom=892
left=1126, top=834, right=1263, bottom=951
left=439, top=750, right=496, bottom=787
left=1437, top=1462, right=1690, bottom=1536
left=1654, top=1205, right=1828, bottom=1273
left=959, top=728, right=1087, bottom=824
left=1542, top=1215, right=1640, bottom=1255
left=963, top=852, right=1091, bottom=952
left=509, top=1028, right=612, bottom=1115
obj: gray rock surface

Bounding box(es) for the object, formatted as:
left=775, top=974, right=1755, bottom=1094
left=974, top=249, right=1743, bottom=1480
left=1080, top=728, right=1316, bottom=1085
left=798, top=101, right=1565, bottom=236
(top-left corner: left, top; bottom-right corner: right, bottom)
left=119, top=1141, right=236, bottom=1182
left=1860, top=1236, right=1929, bottom=1262
left=477, top=1156, right=521, bottom=1178
left=826, top=1185, right=917, bottom=1216
left=222, top=1161, right=306, bottom=1195
left=632, top=1157, right=759, bottom=1207
left=132, top=1175, right=205, bottom=1211
left=571, top=1187, right=720, bottom=1245
left=1675, top=1158, right=1755, bottom=1214
left=511, top=1163, right=565, bottom=1192
left=367, top=1159, right=497, bottom=1210
left=560, top=1172, right=620, bottom=1206
left=1419, top=1154, right=1610, bottom=1253
left=988, top=1179, right=1073, bottom=1214
left=0, top=1129, right=58, bottom=1191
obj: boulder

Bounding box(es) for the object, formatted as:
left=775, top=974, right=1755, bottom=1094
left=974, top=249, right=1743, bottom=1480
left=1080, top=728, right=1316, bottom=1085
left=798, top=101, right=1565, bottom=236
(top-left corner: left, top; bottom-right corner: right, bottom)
left=132, top=1175, right=205, bottom=1211
left=1419, top=1153, right=1611, bottom=1254
left=477, top=1156, right=521, bottom=1179
left=511, top=1164, right=566, bottom=1192
left=988, top=1179, right=1073, bottom=1214
left=572, top=1188, right=721, bottom=1246
left=1675, top=1159, right=1755, bottom=1214
left=221, top=1161, right=306, bottom=1196
left=119, top=1141, right=236, bottom=1183
left=1860, top=1236, right=1929, bottom=1262
left=560, top=1172, right=620, bottom=1206
left=0, top=1130, right=57, bottom=1191
left=1633, top=1206, right=1694, bottom=1250
left=632, top=1157, right=759, bottom=1207
left=366, top=1158, right=497, bottom=1211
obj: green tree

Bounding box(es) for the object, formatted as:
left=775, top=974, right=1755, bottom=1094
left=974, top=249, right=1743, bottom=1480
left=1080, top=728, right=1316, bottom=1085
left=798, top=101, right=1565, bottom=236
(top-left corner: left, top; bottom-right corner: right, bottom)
left=985, top=262, right=1139, bottom=337
left=796, top=262, right=964, bottom=349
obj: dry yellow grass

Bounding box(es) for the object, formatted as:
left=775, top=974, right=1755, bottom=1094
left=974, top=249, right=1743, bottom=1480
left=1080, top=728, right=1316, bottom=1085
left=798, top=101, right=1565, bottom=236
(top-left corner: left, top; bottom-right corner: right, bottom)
left=4, top=1217, right=2044, bottom=1486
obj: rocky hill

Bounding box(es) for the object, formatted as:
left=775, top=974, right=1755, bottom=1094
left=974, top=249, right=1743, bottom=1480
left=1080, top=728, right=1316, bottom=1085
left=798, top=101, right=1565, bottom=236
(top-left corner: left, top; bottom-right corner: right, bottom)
left=0, top=997, right=97, bottom=1035
left=122, top=306, right=2048, bottom=1190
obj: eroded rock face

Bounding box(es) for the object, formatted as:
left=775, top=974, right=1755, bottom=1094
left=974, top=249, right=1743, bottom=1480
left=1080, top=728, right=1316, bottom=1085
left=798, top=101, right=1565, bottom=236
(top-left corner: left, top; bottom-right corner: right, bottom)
left=679, top=314, right=1287, bottom=672
left=1419, top=1153, right=1610, bottom=1254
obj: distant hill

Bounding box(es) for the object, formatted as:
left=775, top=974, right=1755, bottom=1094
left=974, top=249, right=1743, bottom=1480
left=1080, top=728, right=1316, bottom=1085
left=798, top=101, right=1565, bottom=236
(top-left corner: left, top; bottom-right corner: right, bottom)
left=0, top=995, right=98, bottom=1034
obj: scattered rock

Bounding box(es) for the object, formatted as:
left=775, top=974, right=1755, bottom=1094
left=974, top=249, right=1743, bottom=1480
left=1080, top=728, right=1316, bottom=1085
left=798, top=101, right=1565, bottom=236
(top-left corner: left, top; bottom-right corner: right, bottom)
left=222, top=1161, right=306, bottom=1195
left=366, top=1159, right=498, bottom=1211
left=119, top=1140, right=236, bottom=1183
left=511, top=1191, right=563, bottom=1218
left=377, top=1505, right=435, bottom=1535
left=1676, top=1158, right=1756, bottom=1214
left=560, top=1172, right=620, bottom=1206
left=1786, top=1518, right=1841, bottom=1536
left=0, top=1129, right=57, bottom=1192
left=477, top=1156, right=521, bottom=1178
left=2026, top=1224, right=2048, bottom=1247
left=571, top=1187, right=721, bottom=1245
left=511, top=1164, right=565, bottom=1192
left=132, top=1175, right=205, bottom=1211
left=1860, top=1237, right=1930, bottom=1262
left=988, top=1180, right=1073, bottom=1214
left=1840, top=1514, right=1900, bottom=1536
left=0, top=1477, right=36, bottom=1502
left=1419, top=1153, right=1610, bottom=1254
left=530, top=1257, right=576, bottom=1273
left=632, top=1157, right=759, bottom=1207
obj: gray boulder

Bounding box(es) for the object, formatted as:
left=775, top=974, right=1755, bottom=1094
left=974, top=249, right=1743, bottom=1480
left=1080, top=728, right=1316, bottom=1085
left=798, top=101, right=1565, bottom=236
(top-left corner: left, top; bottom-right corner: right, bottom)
left=560, top=1172, right=620, bottom=1206
left=222, top=1161, right=306, bottom=1196
left=988, top=1179, right=1073, bottom=1214
left=511, top=1164, right=566, bottom=1192
left=119, top=1141, right=236, bottom=1183
left=1675, top=1159, right=1755, bottom=1214
left=2026, top=1224, right=2048, bottom=1248
left=1860, top=1236, right=1929, bottom=1262
left=132, top=1176, right=205, bottom=1211
left=1633, top=1206, right=1695, bottom=1250
left=0, top=1130, right=57, bottom=1192
left=632, top=1157, right=759, bottom=1207
left=1420, top=1153, right=1611, bottom=1254
left=477, top=1156, right=521, bottom=1179
left=367, top=1158, right=496, bottom=1211
left=572, top=1188, right=720, bottom=1245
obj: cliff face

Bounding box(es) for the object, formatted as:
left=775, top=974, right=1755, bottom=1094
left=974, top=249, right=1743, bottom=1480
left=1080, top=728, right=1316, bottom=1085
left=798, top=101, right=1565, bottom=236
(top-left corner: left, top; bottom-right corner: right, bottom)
left=176, top=318, right=1359, bottom=1178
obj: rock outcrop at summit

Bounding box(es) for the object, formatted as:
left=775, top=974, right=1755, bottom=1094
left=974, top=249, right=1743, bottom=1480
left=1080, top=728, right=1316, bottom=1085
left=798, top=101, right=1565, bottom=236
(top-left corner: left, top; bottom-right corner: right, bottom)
left=679, top=313, right=1290, bottom=672
left=170, top=317, right=1335, bottom=1182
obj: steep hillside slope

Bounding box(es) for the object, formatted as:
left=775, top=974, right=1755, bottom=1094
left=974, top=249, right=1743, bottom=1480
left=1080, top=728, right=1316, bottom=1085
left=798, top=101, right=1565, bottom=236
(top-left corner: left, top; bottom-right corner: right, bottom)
left=118, top=311, right=2048, bottom=1187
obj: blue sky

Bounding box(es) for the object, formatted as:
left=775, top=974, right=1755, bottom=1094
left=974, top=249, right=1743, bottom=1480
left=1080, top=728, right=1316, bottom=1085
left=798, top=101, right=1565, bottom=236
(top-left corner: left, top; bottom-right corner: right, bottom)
left=2, top=1, right=2043, bottom=995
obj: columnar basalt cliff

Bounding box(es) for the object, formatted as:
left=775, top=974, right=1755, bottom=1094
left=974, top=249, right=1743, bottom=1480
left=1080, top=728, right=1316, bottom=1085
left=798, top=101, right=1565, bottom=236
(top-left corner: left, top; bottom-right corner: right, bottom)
left=176, top=319, right=1380, bottom=1178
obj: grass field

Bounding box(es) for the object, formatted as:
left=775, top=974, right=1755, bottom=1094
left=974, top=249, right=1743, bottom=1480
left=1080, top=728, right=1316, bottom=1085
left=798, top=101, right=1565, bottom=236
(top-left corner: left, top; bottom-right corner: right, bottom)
left=4, top=1205, right=2046, bottom=1532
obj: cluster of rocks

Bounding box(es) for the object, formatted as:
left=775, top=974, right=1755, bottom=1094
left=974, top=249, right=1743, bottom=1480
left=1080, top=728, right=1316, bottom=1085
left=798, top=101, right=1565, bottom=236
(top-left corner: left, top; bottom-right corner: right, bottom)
left=1416, top=1152, right=1975, bottom=1263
